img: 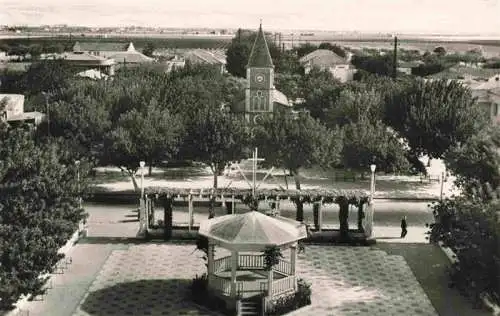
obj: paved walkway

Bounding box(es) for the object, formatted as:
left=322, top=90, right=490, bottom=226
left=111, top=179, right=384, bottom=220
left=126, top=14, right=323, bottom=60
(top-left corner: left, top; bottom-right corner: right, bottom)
left=14, top=244, right=128, bottom=316
left=66, top=244, right=437, bottom=316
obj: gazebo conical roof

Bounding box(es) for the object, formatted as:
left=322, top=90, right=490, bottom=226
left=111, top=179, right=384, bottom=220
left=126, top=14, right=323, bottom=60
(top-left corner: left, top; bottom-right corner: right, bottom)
left=199, top=211, right=307, bottom=251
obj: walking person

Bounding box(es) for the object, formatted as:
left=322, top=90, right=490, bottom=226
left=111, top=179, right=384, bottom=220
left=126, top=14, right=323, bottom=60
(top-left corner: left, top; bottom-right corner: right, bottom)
left=400, top=216, right=408, bottom=238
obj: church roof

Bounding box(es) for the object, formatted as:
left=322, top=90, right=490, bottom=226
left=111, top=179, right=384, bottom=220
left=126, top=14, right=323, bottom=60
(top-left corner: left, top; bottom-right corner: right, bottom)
left=247, top=24, right=274, bottom=68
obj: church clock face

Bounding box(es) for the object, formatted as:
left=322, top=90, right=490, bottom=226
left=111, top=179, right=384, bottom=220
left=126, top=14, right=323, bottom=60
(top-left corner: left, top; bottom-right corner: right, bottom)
left=254, top=74, right=265, bottom=83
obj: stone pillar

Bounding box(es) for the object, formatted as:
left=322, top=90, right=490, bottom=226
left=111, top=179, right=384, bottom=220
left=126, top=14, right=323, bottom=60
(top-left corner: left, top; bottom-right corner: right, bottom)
left=318, top=200, right=323, bottom=232
left=231, top=195, right=235, bottom=214
left=207, top=243, right=215, bottom=275
left=188, top=193, right=193, bottom=232
left=230, top=250, right=238, bottom=297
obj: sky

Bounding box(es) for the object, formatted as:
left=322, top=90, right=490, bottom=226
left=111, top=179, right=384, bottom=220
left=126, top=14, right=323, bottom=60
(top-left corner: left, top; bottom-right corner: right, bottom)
left=1, top=0, right=500, bottom=35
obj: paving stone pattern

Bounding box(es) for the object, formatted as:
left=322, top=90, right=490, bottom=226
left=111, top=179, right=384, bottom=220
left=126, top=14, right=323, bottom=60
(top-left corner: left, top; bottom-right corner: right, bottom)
left=72, top=244, right=437, bottom=316
left=288, top=245, right=438, bottom=316
left=72, top=245, right=223, bottom=316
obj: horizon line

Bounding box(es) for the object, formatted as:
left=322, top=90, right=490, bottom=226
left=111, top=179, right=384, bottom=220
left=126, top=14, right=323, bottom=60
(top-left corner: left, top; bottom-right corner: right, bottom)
left=3, top=24, right=500, bottom=38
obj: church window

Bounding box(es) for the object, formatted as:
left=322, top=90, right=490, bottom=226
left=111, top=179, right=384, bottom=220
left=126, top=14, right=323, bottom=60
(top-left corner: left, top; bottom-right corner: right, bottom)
left=252, top=91, right=267, bottom=111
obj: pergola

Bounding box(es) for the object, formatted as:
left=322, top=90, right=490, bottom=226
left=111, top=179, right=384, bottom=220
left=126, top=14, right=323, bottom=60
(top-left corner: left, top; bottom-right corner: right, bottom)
left=140, top=187, right=373, bottom=240
left=198, top=211, right=307, bottom=299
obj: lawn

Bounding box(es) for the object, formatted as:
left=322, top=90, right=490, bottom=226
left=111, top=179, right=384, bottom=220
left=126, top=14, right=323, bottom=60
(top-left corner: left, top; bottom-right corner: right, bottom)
left=375, top=243, right=490, bottom=316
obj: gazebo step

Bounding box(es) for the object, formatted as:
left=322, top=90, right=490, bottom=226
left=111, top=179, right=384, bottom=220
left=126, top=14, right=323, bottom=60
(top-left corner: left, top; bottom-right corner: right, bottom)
left=239, top=298, right=260, bottom=316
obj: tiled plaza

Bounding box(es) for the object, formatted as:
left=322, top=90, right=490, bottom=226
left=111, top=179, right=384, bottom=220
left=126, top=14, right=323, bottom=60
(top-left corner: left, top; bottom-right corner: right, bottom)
left=70, top=244, right=437, bottom=316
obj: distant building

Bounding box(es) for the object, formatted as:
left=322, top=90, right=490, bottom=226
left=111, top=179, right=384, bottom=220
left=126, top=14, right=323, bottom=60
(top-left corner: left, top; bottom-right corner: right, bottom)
left=73, top=42, right=154, bottom=66
left=426, top=65, right=500, bottom=83
left=163, top=55, right=186, bottom=72
left=299, top=49, right=356, bottom=82
left=42, top=51, right=116, bottom=77
left=0, top=94, right=45, bottom=126
left=183, top=49, right=226, bottom=74
left=471, top=74, right=500, bottom=124
left=397, top=61, right=423, bottom=75
left=76, top=69, right=109, bottom=80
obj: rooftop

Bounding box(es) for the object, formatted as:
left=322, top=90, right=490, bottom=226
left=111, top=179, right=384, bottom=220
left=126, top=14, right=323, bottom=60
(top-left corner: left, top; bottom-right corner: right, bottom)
left=427, top=66, right=500, bottom=80
left=184, top=49, right=226, bottom=65
left=299, top=49, right=348, bottom=67
left=108, top=51, right=154, bottom=64
left=199, top=211, right=307, bottom=251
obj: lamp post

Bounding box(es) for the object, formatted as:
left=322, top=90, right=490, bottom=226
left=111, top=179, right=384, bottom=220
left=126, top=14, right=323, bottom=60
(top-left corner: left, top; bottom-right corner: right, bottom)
left=140, top=161, right=146, bottom=199
left=370, top=164, right=376, bottom=201
left=75, top=160, right=81, bottom=209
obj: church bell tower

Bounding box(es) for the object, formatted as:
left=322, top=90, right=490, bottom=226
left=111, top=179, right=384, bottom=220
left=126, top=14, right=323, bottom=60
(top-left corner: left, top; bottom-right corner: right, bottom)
left=245, top=23, right=275, bottom=124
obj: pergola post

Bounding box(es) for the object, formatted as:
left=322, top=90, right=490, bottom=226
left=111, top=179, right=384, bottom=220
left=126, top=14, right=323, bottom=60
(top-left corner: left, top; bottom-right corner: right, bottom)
left=318, top=198, right=323, bottom=232
left=188, top=192, right=193, bottom=232
left=231, top=194, right=235, bottom=214
left=276, top=196, right=281, bottom=215
left=207, top=242, right=215, bottom=276
left=230, top=250, right=238, bottom=297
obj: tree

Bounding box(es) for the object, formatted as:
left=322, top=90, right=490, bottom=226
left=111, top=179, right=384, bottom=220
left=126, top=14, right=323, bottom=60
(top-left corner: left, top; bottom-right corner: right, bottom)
left=351, top=54, right=394, bottom=77
left=274, top=50, right=302, bottom=75
left=105, top=99, right=183, bottom=188
left=46, top=85, right=112, bottom=159
left=301, top=68, right=343, bottom=121
left=225, top=29, right=280, bottom=78
left=275, top=73, right=302, bottom=101
left=0, top=125, right=87, bottom=309
left=318, top=42, right=346, bottom=58
left=340, top=121, right=410, bottom=174
left=142, top=42, right=155, bottom=57
left=433, top=46, right=447, bottom=56
left=252, top=111, right=343, bottom=221
left=294, top=43, right=317, bottom=58
left=21, top=60, right=73, bottom=97
left=324, top=88, right=384, bottom=128
left=180, top=106, right=249, bottom=188
left=444, top=125, right=500, bottom=193
left=385, top=79, right=488, bottom=159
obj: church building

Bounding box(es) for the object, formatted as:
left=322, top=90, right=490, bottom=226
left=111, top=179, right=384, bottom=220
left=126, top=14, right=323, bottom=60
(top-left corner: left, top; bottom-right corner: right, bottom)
left=232, top=24, right=291, bottom=123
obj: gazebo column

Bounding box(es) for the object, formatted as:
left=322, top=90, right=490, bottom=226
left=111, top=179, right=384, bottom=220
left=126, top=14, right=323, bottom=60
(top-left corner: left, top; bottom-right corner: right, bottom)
left=230, top=250, right=238, bottom=297
left=290, top=244, right=298, bottom=291
left=267, top=265, right=274, bottom=297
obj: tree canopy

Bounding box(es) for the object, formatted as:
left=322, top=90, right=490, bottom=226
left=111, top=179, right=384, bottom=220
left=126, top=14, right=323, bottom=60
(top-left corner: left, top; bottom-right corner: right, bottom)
left=0, top=125, right=87, bottom=309
left=384, top=79, right=487, bottom=159
left=180, top=106, right=249, bottom=188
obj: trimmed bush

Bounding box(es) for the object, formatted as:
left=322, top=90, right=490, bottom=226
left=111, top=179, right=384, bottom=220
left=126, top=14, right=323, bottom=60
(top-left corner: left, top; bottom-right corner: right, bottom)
left=267, top=278, right=312, bottom=315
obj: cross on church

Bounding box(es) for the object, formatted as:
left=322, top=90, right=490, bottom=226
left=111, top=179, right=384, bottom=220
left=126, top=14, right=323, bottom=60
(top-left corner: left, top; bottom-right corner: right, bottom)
left=248, top=147, right=265, bottom=197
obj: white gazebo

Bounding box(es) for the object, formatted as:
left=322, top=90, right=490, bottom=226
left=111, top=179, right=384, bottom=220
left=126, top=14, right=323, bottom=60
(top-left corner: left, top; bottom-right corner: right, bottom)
left=198, top=211, right=307, bottom=300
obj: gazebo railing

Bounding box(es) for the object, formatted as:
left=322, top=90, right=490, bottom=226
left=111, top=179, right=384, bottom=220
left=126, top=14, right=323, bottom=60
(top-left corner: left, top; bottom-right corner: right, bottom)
left=272, top=275, right=296, bottom=296
left=213, top=256, right=231, bottom=273
left=236, top=280, right=267, bottom=295
left=275, top=259, right=292, bottom=275
left=209, top=274, right=231, bottom=295
left=238, top=254, right=264, bottom=269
